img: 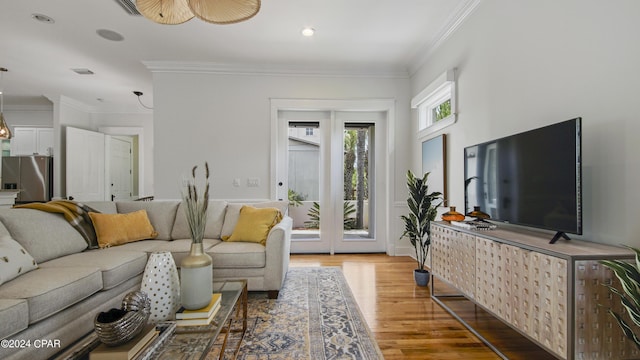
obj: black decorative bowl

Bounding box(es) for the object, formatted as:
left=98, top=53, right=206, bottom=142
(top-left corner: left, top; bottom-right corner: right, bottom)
left=94, top=291, right=151, bottom=346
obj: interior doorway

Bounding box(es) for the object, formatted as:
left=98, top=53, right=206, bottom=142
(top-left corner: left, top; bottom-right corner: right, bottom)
left=99, top=127, right=145, bottom=198
left=108, top=136, right=134, bottom=200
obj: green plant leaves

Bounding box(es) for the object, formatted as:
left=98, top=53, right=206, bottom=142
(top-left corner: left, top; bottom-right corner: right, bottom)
left=399, top=170, right=442, bottom=271
left=600, top=246, right=640, bottom=350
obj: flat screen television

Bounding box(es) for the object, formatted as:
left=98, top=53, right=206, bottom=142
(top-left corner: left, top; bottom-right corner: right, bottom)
left=464, top=118, right=582, bottom=243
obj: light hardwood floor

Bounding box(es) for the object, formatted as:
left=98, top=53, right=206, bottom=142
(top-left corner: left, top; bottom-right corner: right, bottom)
left=289, top=254, right=501, bottom=360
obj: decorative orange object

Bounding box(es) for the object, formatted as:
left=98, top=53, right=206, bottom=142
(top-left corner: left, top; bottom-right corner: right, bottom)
left=467, top=206, right=490, bottom=220
left=441, top=206, right=465, bottom=222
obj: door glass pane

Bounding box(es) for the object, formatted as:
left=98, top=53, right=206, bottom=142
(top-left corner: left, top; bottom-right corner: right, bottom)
left=288, top=123, right=320, bottom=239
left=343, top=125, right=373, bottom=239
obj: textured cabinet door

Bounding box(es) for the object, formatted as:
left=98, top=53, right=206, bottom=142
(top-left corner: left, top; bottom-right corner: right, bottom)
left=431, top=225, right=475, bottom=298
left=475, top=237, right=500, bottom=312
left=526, top=251, right=568, bottom=358
left=476, top=237, right=531, bottom=330
left=476, top=235, right=568, bottom=359
left=453, top=231, right=476, bottom=298
left=509, top=246, right=532, bottom=333
left=575, top=260, right=640, bottom=360
left=430, top=225, right=449, bottom=281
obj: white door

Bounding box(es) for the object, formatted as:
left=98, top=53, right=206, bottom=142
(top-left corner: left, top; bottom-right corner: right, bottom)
left=66, top=127, right=105, bottom=201
left=274, top=101, right=391, bottom=254
left=285, top=117, right=329, bottom=253
left=109, top=136, right=133, bottom=201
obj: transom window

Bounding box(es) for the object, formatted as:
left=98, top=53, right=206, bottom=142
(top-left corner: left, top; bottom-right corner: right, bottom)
left=412, top=69, right=457, bottom=136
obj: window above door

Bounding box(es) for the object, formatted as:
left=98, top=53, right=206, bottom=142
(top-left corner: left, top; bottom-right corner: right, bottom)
left=412, top=69, right=457, bottom=137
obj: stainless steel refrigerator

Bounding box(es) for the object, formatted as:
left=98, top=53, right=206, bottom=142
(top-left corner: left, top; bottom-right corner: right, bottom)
left=1, top=155, right=53, bottom=203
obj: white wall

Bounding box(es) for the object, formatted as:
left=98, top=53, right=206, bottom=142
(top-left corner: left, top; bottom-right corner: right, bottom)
left=4, top=107, right=53, bottom=129
left=152, top=69, right=412, bottom=254
left=410, top=0, right=640, bottom=247
left=152, top=70, right=411, bottom=200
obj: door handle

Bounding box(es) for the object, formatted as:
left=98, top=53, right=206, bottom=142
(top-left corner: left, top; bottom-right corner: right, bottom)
left=68, top=196, right=74, bottom=201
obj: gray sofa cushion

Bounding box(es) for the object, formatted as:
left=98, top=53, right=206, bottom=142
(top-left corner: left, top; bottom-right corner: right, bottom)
left=82, top=201, right=118, bottom=214
left=0, top=219, right=12, bottom=237
left=171, top=200, right=227, bottom=240
left=0, top=299, right=28, bottom=339
left=220, top=201, right=288, bottom=238
left=40, top=249, right=147, bottom=289
left=107, top=239, right=169, bottom=252
left=208, top=241, right=266, bottom=268
left=148, top=239, right=221, bottom=265
left=0, top=267, right=102, bottom=323
left=0, top=209, right=88, bottom=263
left=116, top=201, right=180, bottom=240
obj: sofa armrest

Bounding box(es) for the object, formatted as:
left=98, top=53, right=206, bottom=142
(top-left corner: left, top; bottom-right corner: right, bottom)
left=263, top=216, right=292, bottom=292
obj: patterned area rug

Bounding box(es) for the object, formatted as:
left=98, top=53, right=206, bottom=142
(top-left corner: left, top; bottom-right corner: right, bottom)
left=207, top=267, right=383, bottom=360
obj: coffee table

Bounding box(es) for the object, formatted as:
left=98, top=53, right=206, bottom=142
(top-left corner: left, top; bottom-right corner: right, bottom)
left=149, top=279, right=248, bottom=359
left=54, top=279, right=248, bottom=360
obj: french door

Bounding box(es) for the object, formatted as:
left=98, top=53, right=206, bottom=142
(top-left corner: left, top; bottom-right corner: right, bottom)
left=273, top=100, right=391, bottom=254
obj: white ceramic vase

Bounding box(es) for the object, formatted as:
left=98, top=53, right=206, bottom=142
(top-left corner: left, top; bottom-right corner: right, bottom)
left=180, top=243, right=213, bottom=310
left=140, top=251, right=180, bottom=323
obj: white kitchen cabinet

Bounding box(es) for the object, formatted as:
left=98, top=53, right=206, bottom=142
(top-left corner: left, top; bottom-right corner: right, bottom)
left=10, top=127, right=53, bottom=155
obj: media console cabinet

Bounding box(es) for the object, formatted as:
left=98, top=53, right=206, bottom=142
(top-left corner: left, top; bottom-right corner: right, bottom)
left=430, top=222, right=638, bottom=360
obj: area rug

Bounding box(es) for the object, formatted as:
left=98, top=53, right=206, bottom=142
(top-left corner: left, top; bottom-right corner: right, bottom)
left=207, top=267, right=383, bottom=360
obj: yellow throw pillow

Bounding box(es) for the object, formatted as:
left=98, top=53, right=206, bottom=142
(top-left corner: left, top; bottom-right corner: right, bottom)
left=89, top=210, right=158, bottom=248
left=223, top=206, right=283, bottom=245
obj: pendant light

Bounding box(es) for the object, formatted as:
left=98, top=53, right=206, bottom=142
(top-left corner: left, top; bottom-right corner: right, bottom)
left=188, top=0, right=260, bottom=24
left=136, top=0, right=260, bottom=25
left=0, top=67, right=12, bottom=140
left=136, top=0, right=194, bottom=25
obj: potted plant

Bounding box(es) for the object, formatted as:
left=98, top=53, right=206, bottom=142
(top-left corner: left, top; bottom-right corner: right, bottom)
left=600, top=246, right=640, bottom=349
left=400, top=170, right=442, bottom=286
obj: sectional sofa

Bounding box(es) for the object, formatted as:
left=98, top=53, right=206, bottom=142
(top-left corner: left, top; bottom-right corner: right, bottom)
left=0, top=199, right=292, bottom=360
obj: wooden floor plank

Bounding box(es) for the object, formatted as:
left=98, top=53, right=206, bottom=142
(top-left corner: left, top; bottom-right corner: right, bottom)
left=290, top=254, right=549, bottom=360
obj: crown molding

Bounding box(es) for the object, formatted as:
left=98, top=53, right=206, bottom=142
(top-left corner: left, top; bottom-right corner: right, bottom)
left=408, top=0, right=482, bottom=76
left=142, top=61, right=410, bottom=79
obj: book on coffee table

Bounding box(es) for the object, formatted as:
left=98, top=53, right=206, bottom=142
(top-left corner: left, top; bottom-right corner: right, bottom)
left=176, top=302, right=221, bottom=326
left=175, top=293, right=221, bottom=320
left=90, top=324, right=158, bottom=360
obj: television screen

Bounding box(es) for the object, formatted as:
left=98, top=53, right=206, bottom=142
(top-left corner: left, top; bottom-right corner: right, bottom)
left=464, top=118, right=582, bottom=237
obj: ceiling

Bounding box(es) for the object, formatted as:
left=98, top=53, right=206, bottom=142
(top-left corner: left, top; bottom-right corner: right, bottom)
left=0, top=0, right=476, bottom=113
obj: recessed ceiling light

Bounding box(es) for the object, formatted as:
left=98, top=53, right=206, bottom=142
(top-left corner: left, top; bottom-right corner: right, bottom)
left=32, top=13, right=55, bottom=24
left=301, top=27, right=315, bottom=37
left=96, top=29, right=125, bottom=42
